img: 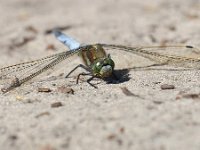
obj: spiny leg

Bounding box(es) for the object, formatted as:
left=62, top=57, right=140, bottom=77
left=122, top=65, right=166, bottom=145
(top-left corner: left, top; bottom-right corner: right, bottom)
left=86, top=75, right=98, bottom=89
left=65, top=64, right=91, bottom=78
left=76, top=72, right=98, bottom=88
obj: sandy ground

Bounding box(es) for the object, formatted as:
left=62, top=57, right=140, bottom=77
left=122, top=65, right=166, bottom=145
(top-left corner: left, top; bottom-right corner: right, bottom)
left=1, top=0, right=200, bottom=150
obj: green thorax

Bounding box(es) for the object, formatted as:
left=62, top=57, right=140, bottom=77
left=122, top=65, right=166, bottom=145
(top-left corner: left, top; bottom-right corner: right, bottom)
left=79, top=44, right=115, bottom=78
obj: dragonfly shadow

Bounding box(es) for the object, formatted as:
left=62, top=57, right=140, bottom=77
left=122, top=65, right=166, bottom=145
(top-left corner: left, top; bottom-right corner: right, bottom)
left=99, top=63, right=195, bottom=86
left=105, top=68, right=131, bottom=84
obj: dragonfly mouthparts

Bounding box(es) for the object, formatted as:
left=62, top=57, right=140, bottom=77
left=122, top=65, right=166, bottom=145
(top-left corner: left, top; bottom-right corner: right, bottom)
left=100, top=65, right=113, bottom=78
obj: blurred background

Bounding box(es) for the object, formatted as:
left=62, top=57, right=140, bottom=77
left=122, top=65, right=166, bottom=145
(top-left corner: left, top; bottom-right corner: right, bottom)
left=1, top=0, right=200, bottom=65
left=1, top=0, right=200, bottom=150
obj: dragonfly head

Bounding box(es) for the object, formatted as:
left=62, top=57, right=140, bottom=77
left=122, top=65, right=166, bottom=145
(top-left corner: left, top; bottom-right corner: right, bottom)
left=93, top=54, right=115, bottom=78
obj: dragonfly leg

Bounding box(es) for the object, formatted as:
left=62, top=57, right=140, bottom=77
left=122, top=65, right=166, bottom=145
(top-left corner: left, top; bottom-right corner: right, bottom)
left=87, top=76, right=98, bottom=88
left=76, top=72, right=98, bottom=88
left=76, top=72, right=92, bottom=84
left=76, top=72, right=97, bottom=88
left=65, top=64, right=91, bottom=78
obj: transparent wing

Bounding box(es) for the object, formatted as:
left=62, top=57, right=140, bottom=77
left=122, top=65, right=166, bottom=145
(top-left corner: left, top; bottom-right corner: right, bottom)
left=53, top=30, right=81, bottom=50
left=0, top=54, right=59, bottom=79
left=100, top=44, right=200, bottom=68
left=0, top=48, right=81, bottom=92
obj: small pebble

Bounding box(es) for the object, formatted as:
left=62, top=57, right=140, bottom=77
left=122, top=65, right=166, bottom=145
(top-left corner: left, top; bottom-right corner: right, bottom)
left=176, top=93, right=199, bottom=100
left=51, top=102, right=63, bottom=108
left=38, top=87, right=52, bottom=93
left=161, top=84, right=175, bottom=90
left=121, top=87, right=135, bottom=96
left=46, top=44, right=56, bottom=50
left=9, top=135, right=18, bottom=140
left=35, top=112, right=50, bottom=118
left=57, top=86, right=74, bottom=94
left=25, top=25, right=38, bottom=33
left=16, top=95, right=24, bottom=101
left=107, top=134, right=117, bottom=140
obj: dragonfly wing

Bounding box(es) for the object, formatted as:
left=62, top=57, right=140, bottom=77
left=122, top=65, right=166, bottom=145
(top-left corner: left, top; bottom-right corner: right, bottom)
left=53, top=30, right=81, bottom=50
left=100, top=44, right=200, bottom=68
left=0, top=48, right=81, bottom=92
left=0, top=54, right=59, bottom=79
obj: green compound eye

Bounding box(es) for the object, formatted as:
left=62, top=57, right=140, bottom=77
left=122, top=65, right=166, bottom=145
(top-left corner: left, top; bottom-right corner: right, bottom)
left=104, top=57, right=115, bottom=69
left=92, top=56, right=115, bottom=78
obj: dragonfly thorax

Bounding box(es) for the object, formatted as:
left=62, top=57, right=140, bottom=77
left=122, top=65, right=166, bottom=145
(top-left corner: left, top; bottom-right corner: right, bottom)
left=80, top=44, right=107, bottom=66
left=92, top=55, right=115, bottom=78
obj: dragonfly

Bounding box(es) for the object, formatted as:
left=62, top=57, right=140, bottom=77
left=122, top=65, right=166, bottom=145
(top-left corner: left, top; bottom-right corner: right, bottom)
left=0, top=30, right=200, bottom=93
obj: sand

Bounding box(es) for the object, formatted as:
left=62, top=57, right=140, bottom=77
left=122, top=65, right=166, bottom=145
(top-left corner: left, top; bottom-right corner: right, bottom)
left=1, top=0, right=200, bottom=150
